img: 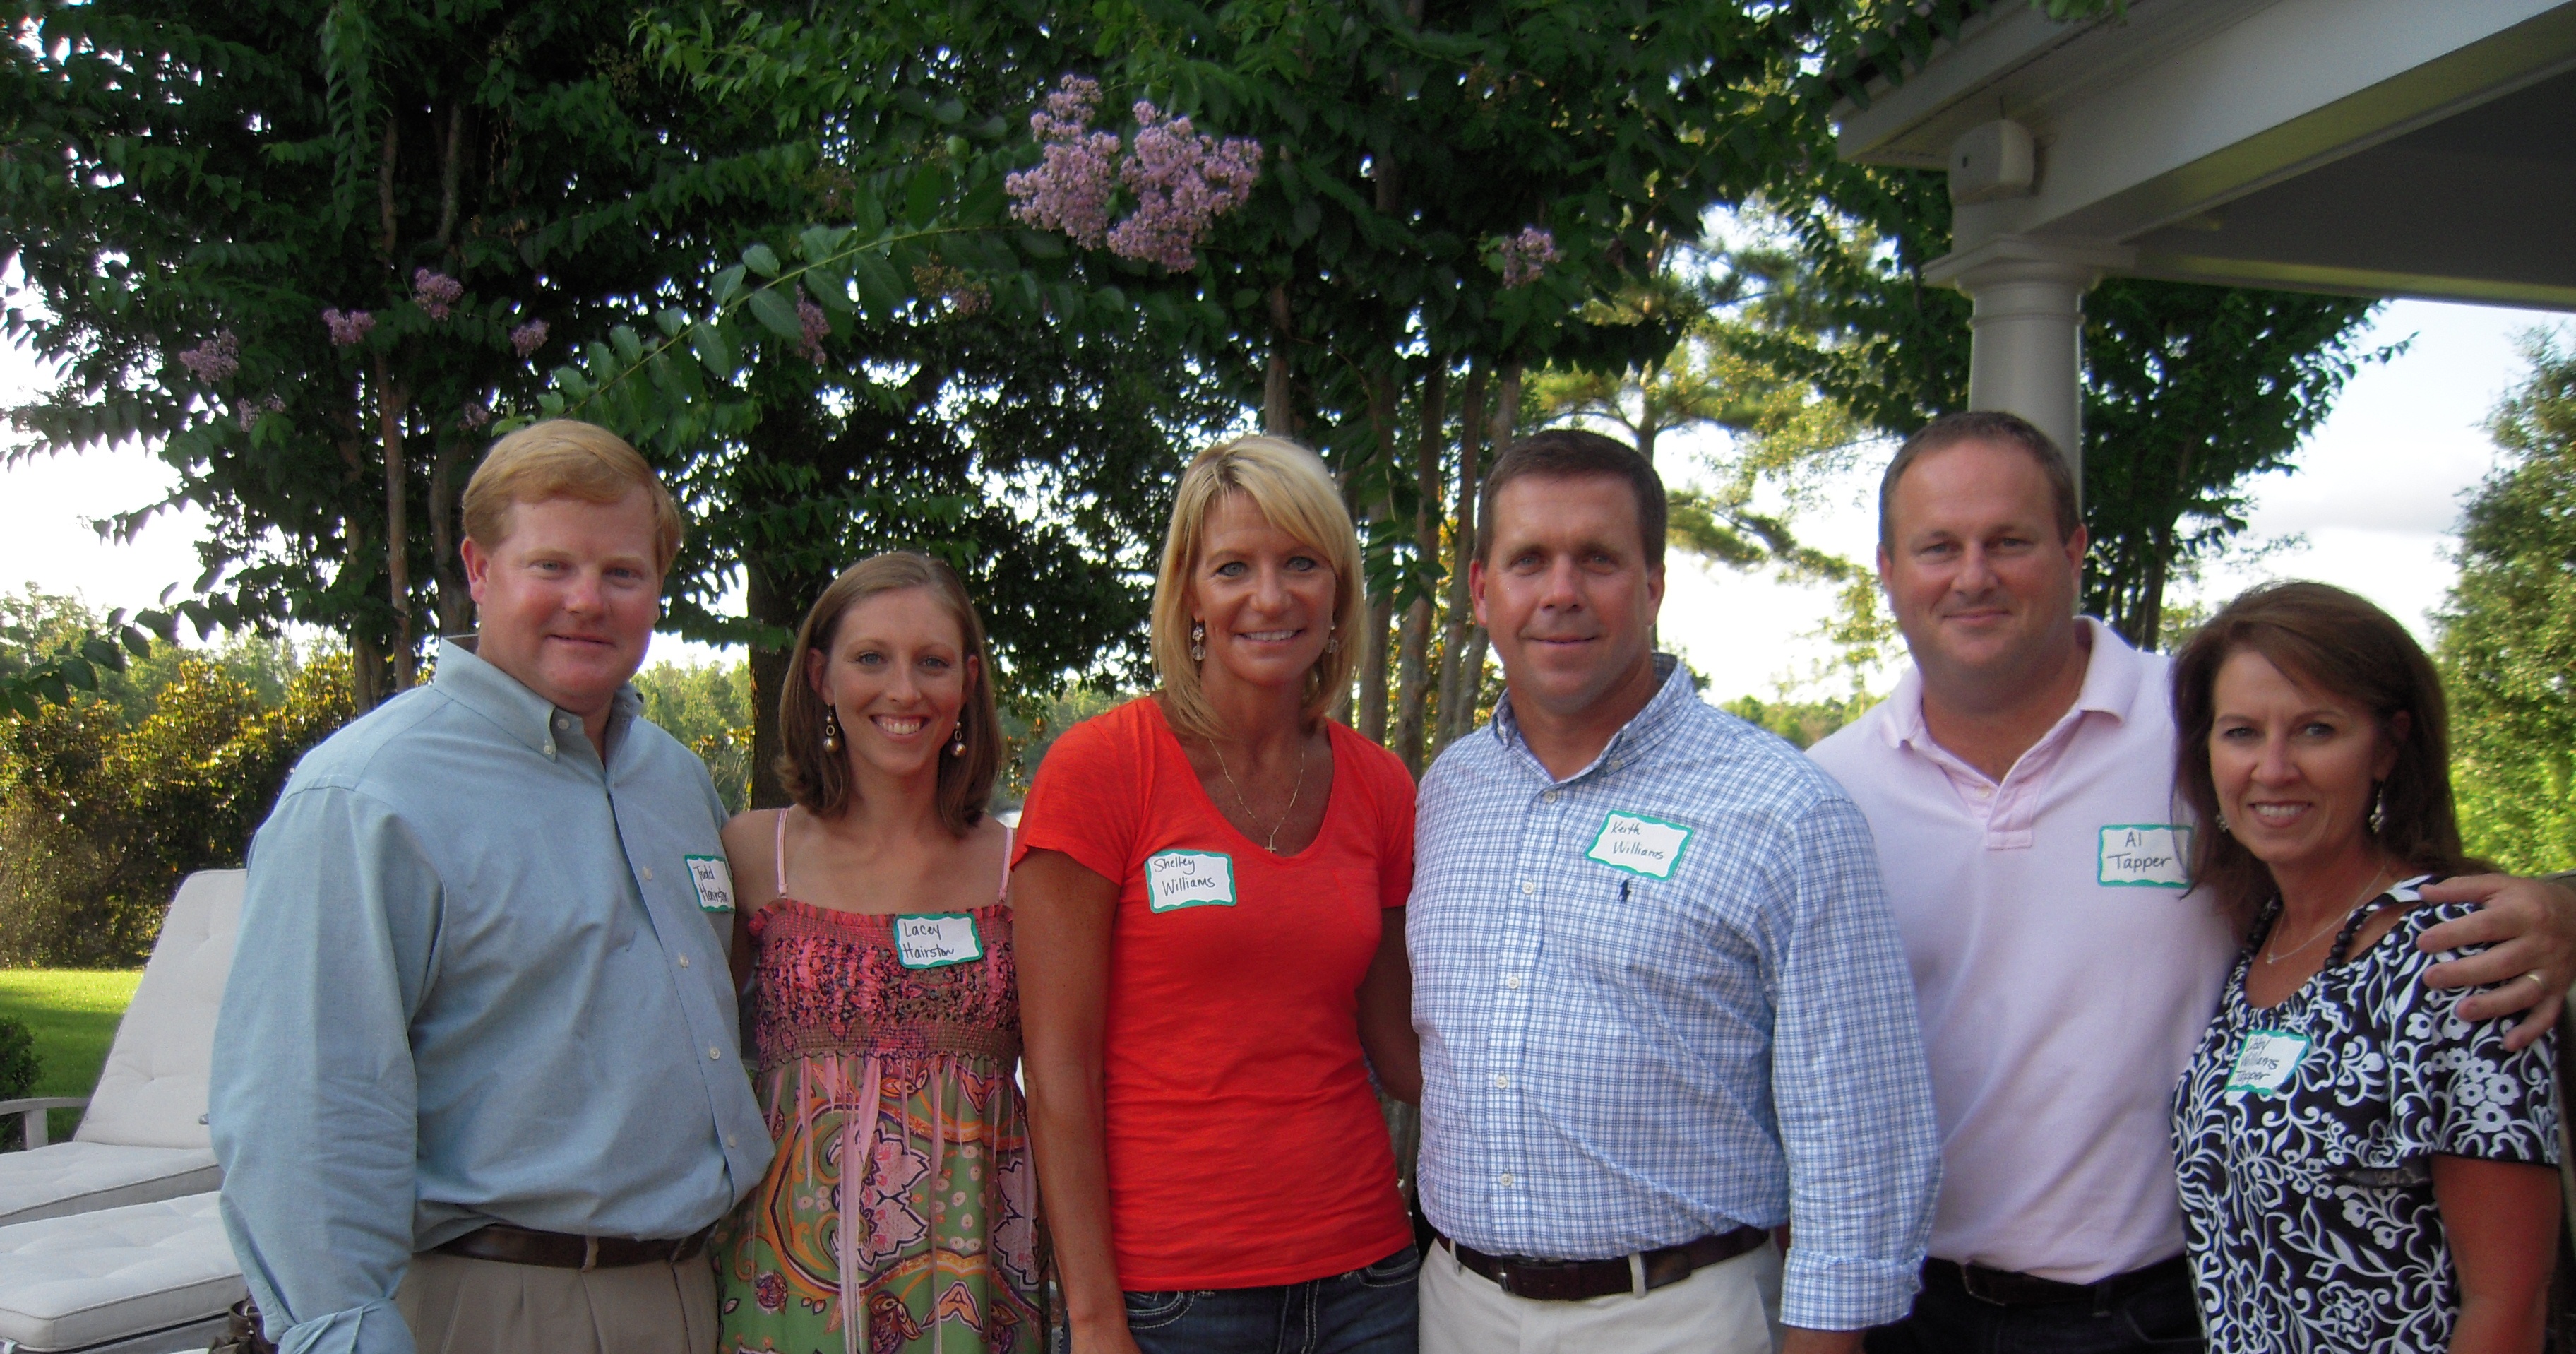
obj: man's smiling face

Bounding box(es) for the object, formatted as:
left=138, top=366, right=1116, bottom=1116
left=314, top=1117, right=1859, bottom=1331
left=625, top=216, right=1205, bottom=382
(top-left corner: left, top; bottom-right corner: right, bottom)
left=1472, top=473, right=1664, bottom=722
left=1878, top=437, right=2087, bottom=709
left=461, top=489, right=663, bottom=723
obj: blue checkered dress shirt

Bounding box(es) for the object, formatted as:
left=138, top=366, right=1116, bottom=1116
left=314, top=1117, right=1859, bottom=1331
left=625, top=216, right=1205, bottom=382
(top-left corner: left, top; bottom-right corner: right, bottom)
left=1409, top=656, right=1940, bottom=1330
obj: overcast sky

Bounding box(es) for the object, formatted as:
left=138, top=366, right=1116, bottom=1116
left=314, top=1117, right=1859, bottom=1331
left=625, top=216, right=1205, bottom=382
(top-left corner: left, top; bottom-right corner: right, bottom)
left=0, top=297, right=2564, bottom=704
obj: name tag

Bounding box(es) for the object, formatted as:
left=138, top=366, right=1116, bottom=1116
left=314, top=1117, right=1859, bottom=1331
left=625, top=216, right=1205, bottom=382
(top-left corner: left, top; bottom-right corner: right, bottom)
left=684, top=855, right=736, bottom=913
left=2225, top=1028, right=2310, bottom=1096
left=2098, top=825, right=2190, bottom=889
left=1587, top=812, right=1693, bottom=880
left=1145, top=850, right=1236, bottom=912
left=893, top=913, right=984, bottom=970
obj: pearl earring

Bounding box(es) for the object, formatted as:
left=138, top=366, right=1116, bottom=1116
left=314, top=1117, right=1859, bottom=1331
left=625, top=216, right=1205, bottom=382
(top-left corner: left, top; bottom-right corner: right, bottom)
left=821, top=705, right=843, bottom=754
left=1189, top=620, right=1207, bottom=663
left=948, top=715, right=967, bottom=757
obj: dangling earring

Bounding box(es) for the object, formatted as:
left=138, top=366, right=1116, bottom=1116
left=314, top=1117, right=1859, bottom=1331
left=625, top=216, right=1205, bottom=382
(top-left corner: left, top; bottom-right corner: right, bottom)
left=948, top=714, right=967, bottom=758
left=1189, top=619, right=1207, bottom=663
left=2216, top=812, right=2231, bottom=835
left=2368, top=780, right=2387, bottom=836
left=1325, top=626, right=1341, bottom=655
left=821, top=705, right=843, bottom=754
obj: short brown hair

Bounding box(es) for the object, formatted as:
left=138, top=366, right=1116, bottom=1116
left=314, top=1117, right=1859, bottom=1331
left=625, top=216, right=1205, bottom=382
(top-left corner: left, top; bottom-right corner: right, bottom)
left=1479, top=429, right=1666, bottom=569
left=1879, top=410, right=2080, bottom=549
left=463, top=420, right=685, bottom=573
left=1150, top=436, right=1367, bottom=741
left=775, top=552, right=1000, bottom=834
left=2171, top=580, right=2476, bottom=936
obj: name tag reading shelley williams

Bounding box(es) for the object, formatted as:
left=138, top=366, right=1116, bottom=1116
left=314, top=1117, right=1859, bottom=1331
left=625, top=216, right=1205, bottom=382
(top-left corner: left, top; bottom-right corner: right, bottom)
left=1587, top=812, right=1693, bottom=880
left=1145, top=850, right=1236, bottom=912
left=2098, top=824, right=2190, bottom=889
left=684, top=855, right=737, bottom=913
left=894, top=913, right=984, bottom=970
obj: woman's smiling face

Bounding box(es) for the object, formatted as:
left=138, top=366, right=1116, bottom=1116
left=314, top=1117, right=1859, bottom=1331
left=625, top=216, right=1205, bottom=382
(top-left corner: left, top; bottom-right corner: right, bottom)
left=1189, top=491, right=1337, bottom=694
left=2207, top=646, right=2404, bottom=874
left=807, top=586, right=976, bottom=780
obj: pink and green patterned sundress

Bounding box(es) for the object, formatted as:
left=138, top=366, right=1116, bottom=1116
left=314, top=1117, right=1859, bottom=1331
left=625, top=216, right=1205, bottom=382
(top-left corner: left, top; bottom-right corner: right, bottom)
left=716, top=811, right=1045, bottom=1354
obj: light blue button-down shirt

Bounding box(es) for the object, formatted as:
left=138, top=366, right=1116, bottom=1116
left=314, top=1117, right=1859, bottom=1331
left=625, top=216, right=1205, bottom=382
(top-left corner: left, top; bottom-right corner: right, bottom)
left=1409, top=656, right=1941, bottom=1330
left=210, top=639, right=773, bottom=1354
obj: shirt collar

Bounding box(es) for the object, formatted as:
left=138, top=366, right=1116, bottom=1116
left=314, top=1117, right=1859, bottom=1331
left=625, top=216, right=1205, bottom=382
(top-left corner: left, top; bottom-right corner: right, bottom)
left=1490, top=652, right=1693, bottom=783
left=431, top=636, right=640, bottom=762
left=1880, top=616, right=2147, bottom=752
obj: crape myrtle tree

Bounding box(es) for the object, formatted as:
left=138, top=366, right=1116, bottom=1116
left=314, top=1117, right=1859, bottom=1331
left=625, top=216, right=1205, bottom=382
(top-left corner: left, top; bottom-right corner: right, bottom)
left=0, top=0, right=813, bottom=708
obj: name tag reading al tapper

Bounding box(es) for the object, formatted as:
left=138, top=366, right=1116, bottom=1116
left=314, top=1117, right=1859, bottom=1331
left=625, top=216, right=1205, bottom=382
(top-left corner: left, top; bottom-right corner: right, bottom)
left=2099, top=824, right=2192, bottom=889
left=1587, top=812, right=1693, bottom=879
left=1145, top=850, right=1236, bottom=912
left=893, top=913, right=984, bottom=970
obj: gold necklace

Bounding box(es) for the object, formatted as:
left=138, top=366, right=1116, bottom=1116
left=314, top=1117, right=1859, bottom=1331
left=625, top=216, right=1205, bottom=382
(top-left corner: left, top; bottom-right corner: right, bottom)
left=2262, top=867, right=2392, bottom=967
left=1210, top=736, right=1309, bottom=852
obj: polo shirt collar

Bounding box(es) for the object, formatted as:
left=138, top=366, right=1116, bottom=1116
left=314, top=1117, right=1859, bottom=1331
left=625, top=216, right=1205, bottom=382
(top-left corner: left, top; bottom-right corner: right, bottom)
left=431, top=636, right=640, bottom=761
left=1880, top=616, right=2145, bottom=754
left=1491, top=652, right=1692, bottom=783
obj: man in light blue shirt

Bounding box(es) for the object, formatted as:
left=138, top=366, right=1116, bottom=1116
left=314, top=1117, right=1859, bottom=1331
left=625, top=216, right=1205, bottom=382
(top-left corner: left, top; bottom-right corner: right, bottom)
left=1409, top=429, right=1940, bottom=1354
left=210, top=421, right=770, bottom=1354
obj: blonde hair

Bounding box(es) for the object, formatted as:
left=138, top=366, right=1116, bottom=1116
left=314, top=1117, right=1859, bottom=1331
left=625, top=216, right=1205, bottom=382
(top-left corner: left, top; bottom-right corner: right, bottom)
left=775, top=552, right=1000, bottom=833
left=1150, top=435, right=1366, bottom=740
left=463, top=420, right=684, bottom=573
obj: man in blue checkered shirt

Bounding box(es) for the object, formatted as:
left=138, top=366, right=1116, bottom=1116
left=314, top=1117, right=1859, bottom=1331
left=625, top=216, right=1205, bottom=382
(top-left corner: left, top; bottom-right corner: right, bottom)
left=1408, top=429, right=1941, bottom=1354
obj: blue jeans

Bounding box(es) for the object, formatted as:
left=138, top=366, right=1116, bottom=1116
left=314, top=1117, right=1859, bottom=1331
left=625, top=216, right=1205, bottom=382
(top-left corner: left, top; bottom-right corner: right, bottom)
left=1864, top=1258, right=2205, bottom=1354
left=1117, top=1245, right=1420, bottom=1354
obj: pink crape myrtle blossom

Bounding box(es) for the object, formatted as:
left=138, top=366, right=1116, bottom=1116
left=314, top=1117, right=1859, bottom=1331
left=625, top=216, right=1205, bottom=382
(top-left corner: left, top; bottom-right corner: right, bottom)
left=1006, top=74, right=1263, bottom=271
left=322, top=309, right=376, bottom=346
left=177, top=331, right=239, bottom=383
left=510, top=319, right=549, bottom=358
left=1496, top=227, right=1561, bottom=288
left=412, top=269, right=463, bottom=321
left=1107, top=103, right=1262, bottom=271
left=1006, top=76, right=1122, bottom=249
left=795, top=297, right=830, bottom=363
left=235, top=393, right=285, bottom=431
left=460, top=400, right=493, bottom=431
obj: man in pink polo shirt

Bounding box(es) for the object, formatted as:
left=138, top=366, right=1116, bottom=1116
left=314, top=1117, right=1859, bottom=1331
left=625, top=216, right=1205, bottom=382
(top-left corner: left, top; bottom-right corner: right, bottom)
left=1808, top=410, right=2575, bottom=1354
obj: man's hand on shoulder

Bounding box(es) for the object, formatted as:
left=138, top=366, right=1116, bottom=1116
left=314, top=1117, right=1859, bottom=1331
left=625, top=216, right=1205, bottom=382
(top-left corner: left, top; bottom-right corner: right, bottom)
left=1782, top=1327, right=1864, bottom=1354
left=2417, top=873, right=2576, bottom=1050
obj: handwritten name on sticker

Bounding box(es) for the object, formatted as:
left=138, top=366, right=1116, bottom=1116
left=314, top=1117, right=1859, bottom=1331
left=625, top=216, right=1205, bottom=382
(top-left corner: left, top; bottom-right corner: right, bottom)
left=894, top=913, right=984, bottom=970
left=684, top=855, right=736, bottom=913
left=2224, top=1028, right=2310, bottom=1097
left=1145, top=850, right=1237, bottom=912
left=1586, top=812, right=1694, bottom=880
left=2098, top=824, right=2191, bottom=889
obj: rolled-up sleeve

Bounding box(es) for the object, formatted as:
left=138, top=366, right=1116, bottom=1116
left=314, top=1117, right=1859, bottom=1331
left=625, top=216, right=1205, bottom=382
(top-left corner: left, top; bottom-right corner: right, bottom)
left=210, top=783, right=437, bottom=1354
left=1766, top=796, right=1942, bottom=1330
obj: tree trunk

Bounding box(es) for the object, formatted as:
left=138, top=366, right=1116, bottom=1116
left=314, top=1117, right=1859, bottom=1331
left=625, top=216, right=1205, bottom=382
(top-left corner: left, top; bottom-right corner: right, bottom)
left=350, top=627, right=386, bottom=713
left=1393, top=367, right=1448, bottom=773
left=746, top=563, right=797, bottom=810
left=1354, top=372, right=1400, bottom=744
left=1434, top=362, right=1488, bottom=752
left=1263, top=285, right=1296, bottom=437
left=376, top=361, right=414, bottom=688
left=428, top=439, right=470, bottom=638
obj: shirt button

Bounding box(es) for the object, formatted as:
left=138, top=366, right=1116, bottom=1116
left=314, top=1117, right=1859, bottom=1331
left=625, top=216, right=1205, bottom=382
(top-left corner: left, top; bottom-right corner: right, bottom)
left=727, top=1135, right=739, bottom=1148
left=556, top=714, right=572, bottom=730
left=1493, top=1073, right=1510, bottom=1088
left=640, top=866, right=655, bottom=881
left=1503, top=975, right=1521, bottom=990
left=1498, top=1172, right=1515, bottom=1187
left=1521, top=881, right=1536, bottom=896
left=708, top=1045, right=722, bottom=1060
left=1542, top=790, right=1559, bottom=804
left=677, top=954, right=691, bottom=968
left=542, top=740, right=556, bottom=758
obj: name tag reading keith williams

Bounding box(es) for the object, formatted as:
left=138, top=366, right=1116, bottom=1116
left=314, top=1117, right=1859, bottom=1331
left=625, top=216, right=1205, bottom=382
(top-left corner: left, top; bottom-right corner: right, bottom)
left=1145, top=850, right=1237, bottom=912
left=1587, top=812, right=1694, bottom=880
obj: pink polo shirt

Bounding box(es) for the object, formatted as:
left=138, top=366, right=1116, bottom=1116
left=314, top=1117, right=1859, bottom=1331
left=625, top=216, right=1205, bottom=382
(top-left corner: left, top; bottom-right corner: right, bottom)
left=1808, top=620, right=2234, bottom=1283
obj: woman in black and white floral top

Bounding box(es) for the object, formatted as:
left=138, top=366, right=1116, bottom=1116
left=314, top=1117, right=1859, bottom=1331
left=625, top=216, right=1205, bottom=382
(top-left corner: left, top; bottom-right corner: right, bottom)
left=2169, top=581, right=2558, bottom=1354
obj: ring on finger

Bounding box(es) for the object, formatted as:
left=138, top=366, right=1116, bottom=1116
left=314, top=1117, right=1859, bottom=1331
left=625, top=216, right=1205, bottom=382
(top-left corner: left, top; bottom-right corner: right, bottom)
left=2525, top=970, right=2551, bottom=990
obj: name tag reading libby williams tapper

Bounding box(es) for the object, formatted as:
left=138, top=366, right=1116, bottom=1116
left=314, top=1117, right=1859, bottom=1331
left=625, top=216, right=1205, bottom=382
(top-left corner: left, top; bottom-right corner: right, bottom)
left=1145, top=849, right=1237, bottom=912
left=1587, top=812, right=1693, bottom=880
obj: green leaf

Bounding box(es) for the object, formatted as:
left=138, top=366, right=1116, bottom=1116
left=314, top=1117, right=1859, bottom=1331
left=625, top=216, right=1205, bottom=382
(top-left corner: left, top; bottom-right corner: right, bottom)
left=905, top=165, right=952, bottom=227
left=745, top=286, right=805, bottom=340
left=688, top=322, right=737, bottom=376
left=852, top=253, right=905, bottom=318
left=1015, top=230, right=1067, bottom=260
left=797, top=226, right=845, bottom=263
left=710, top=265, right=748, bottom=307
left=610, top=326, right=646, bottom=366
left=741, top=243, right=782, bottom=278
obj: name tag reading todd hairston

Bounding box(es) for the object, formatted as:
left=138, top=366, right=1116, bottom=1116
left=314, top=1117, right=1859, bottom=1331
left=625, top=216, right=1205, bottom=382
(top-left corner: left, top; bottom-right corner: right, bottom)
left=684, top=855, right=736, bottom=913
left=2098, top=824, right=2191, bottom=889
left=1587, top=812, right=1693, bottom=880
left=2224, top=1028, right=2310, bottom=1097
left=1145, top=850, right=1236, bottom=912
left=893, top=913, right=984, bottom=970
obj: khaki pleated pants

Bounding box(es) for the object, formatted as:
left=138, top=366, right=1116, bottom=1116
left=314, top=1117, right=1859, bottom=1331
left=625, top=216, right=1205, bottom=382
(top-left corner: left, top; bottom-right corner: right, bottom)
left=1419, top=1235, right=1786, bottom=1354
left=395, top=1249, right=718, bottom=1354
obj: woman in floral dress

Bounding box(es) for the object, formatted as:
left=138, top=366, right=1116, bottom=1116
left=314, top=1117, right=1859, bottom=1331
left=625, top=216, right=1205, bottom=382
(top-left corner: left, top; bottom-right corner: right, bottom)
left=715, top=552, right=1044, bottom=1354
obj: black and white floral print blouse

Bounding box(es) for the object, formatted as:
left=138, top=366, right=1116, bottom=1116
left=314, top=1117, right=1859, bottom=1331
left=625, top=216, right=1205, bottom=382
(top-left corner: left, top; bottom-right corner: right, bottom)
left=2174, top=876, right=2560, bottom=1353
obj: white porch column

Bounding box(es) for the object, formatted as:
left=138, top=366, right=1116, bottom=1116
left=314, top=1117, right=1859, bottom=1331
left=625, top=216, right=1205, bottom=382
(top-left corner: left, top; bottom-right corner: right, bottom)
left=1922, top=236, right=2134, bottom=497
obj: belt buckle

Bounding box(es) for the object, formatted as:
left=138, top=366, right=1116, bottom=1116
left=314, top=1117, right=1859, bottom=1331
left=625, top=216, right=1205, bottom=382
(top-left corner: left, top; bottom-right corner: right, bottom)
left=1956, top=1264, right=2012, bottom=1307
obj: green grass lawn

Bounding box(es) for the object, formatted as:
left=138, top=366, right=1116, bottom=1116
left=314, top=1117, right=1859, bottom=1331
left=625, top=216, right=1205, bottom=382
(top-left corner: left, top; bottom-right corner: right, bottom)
left=0, top=970, right=143, bottom=1142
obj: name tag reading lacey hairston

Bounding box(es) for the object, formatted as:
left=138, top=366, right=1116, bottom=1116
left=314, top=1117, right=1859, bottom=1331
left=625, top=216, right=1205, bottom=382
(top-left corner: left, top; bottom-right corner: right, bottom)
left=1145, top=850, right=1237, bottom=912
left=893, top=913, right=984, bottom=970
left=1587, top=812, right=1694, bottom=880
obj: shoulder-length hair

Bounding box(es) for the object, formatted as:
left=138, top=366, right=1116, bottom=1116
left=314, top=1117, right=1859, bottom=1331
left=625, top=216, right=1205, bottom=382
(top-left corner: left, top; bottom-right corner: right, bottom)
left=2171, top=580, right=2474, bottom=936
left=774, top=552, right=999, bottom=834
left=1149, top=435, right=1366, bottom=742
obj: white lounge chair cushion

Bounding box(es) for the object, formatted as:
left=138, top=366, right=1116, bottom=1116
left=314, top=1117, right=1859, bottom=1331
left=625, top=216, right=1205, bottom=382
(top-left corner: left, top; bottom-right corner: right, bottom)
left=0, top=1144, right=222, bottom=1229
left=0, top=1192, right=242, bottom=1351
left=77, top=870, right=242, bottom=1151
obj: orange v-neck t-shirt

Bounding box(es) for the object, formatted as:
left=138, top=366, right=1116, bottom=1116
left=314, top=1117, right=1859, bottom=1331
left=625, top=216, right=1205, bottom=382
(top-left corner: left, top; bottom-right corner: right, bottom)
left=1013, top=696, right=1416, bottom=1289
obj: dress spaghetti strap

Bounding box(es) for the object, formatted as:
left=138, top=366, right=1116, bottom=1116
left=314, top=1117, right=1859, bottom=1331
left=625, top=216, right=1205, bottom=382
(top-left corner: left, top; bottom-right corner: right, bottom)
left=996, top=820, right=1013, bottom=904
left=774, top=807, right=790, bottom=897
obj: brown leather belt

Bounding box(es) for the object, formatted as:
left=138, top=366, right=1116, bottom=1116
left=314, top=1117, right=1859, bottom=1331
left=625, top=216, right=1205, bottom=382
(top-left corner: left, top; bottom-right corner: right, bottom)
left=1438, top=1225, right=1767, bottom=1302
left=1928, top=1254, right=2191, bottom=1309
left=433, top=1221, right=715, bottom=1271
